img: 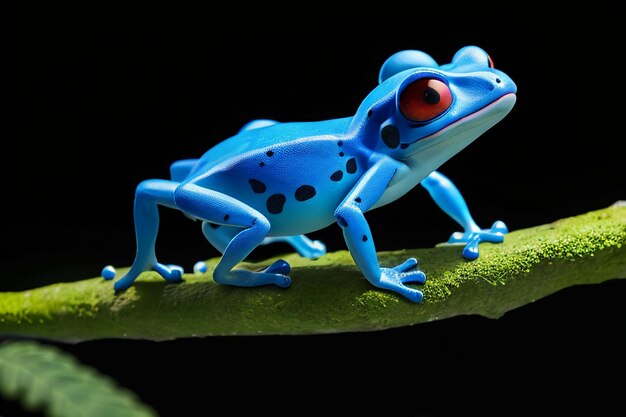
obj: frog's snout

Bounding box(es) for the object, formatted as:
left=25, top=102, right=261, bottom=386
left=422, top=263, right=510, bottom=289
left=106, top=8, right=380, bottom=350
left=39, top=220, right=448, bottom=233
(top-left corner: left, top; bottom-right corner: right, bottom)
left=490, top=72, right=517, bottom=97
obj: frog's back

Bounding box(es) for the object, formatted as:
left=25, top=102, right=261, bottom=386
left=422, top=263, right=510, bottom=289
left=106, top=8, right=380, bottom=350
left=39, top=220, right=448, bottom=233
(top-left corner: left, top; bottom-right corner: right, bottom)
left=189, top=117, right=352, bottom=176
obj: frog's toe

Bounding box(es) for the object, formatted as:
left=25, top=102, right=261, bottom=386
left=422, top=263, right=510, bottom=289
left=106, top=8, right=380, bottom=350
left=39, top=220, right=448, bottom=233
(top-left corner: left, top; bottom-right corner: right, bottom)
left=393, top=257, right=418, bottom=273
left=490, top=220, right=508, bottom=235
left=154, top=263, right=184, bottom=283
left=401, top=270, right=426, bottom=284
left=405, top=288, right=424, bottom=303
left=102, top=265, right=116, bottom=280
left=449, top=220, right=508, bottom=256
left=274, top=275, right=292, bottom=289
left=462, top=236, right=481, bottom=260
left=476, top=225, right=506, bottom=244
left=305, top=240, right=327, bottom=259
left=379, top=263, right=426, bottom=303
left=193, top=261, right=208, bottom=274
left=264, top=259, right=292, bottom=288
left=264, top=259, right=291, bottom=276
left=448, top=231, right=465, bottom=243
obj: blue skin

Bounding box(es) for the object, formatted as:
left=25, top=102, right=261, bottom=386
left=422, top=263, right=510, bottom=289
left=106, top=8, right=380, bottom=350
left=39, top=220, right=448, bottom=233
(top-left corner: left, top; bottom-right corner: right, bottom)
left=106, top=46, right=516, bottom=303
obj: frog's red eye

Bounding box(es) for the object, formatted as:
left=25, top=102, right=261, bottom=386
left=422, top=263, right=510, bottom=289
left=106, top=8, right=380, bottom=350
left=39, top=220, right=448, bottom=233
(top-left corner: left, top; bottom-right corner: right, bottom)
left=399, top=78, right=452, bottom=122
left=488, top=55, right=495, bottom=68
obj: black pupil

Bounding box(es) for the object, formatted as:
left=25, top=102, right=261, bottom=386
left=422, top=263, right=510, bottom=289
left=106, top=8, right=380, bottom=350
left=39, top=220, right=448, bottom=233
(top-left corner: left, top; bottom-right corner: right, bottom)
left=423, top=86, right=440, bottom=105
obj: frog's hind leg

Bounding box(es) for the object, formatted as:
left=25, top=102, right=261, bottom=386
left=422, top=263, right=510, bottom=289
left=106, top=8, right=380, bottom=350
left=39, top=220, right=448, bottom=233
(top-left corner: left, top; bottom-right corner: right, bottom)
left=170, top=159, right=199, bottom=182
left=261, top=235, right=326, bottom=259
left=201, top=221, right=238, bottom=254
left=199, top=225, right=320, bottom=274
left=112, top=179, right=185, bottom=291
left=175, top=183, right=291, bottom=288
left=421, top=171, right=508, bottom=260
left=170, top=159, right=201, bottom=221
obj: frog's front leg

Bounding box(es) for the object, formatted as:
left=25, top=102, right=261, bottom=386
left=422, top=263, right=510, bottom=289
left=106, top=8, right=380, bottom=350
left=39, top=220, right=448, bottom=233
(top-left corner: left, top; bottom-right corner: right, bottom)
left=335, top=158, right=425, bottom=303
left=421, top=171, right=508, bottom=260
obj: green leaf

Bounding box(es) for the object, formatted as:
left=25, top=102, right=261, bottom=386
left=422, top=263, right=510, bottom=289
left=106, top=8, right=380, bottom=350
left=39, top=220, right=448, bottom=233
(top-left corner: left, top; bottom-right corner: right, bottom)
left=0, top=203, right=625, bottom=340
left=0, top=341, right=157, bottom=417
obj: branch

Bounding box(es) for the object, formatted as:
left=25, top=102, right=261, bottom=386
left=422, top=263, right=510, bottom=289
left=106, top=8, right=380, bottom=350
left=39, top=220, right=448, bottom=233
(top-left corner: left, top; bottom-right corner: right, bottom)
left=1, top=203, right=625, bottom=341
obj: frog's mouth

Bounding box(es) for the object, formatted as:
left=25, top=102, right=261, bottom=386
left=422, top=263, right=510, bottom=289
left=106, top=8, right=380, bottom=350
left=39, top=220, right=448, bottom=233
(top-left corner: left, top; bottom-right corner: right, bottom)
left=403, top=93, right=516, bottom=163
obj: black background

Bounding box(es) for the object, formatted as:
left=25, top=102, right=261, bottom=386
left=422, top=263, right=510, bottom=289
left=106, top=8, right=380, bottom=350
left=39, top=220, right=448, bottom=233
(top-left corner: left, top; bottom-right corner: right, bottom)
left=2, top=9, right=625, bottom=417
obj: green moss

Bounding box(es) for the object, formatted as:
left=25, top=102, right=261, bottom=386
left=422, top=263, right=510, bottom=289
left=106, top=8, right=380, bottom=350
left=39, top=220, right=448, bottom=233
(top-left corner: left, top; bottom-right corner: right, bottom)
left=1, top=204, right=625, bottom=340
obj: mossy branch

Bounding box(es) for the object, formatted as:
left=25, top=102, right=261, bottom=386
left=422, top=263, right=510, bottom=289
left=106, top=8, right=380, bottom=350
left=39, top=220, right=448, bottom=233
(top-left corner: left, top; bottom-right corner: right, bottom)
left=1, top=203, right=625, bottom=341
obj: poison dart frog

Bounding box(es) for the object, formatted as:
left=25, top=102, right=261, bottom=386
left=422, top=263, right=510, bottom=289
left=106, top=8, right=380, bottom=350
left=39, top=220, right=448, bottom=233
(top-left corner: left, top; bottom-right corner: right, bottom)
left=105, top=46, right=516, bottom=303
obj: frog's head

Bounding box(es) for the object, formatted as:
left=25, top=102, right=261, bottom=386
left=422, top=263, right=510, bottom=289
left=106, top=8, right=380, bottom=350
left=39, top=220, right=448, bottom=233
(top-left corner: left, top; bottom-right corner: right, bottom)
left=357, top=46, right=516, bottom=175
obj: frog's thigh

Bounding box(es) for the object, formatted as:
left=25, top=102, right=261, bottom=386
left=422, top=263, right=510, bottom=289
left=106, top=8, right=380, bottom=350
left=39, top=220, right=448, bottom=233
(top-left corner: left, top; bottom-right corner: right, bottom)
left=170, top=159, right=199, bottom=182
left=174, top=184, right=263, bottom=228
left=201, top=222, right=240, bottom=253
left=174, top=183, right=274, bottom=275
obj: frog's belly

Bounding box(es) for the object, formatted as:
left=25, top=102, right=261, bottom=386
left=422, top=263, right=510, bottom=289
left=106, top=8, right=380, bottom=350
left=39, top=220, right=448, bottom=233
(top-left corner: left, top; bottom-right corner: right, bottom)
left=263, top=196, right=339, bottom=236
left=186, top=137, right=368, bottom=235
left=191, top=156, right=362, bottom=235
left=207, top=180, right=353, bottom=236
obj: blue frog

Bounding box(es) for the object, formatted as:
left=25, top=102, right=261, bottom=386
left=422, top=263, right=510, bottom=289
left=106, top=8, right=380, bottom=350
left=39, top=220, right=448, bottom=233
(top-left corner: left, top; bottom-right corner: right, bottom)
left=105, top=46, right=516, bottom=303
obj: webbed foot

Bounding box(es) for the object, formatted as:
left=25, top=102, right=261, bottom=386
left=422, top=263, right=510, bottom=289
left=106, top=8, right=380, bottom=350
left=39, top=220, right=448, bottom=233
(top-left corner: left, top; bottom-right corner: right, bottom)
left=214, top=259, right=292, bottom=289
left=448, top=220, right=509, bottom=260
left=377, top=258, right=425, bottom=303
left=112, top=262, right=184, bottom=291
left=296, top=239, right=326, bottom=259
left=264, top=259, right=291, bottom=276
left=154, top=263, right=185, bottom=283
